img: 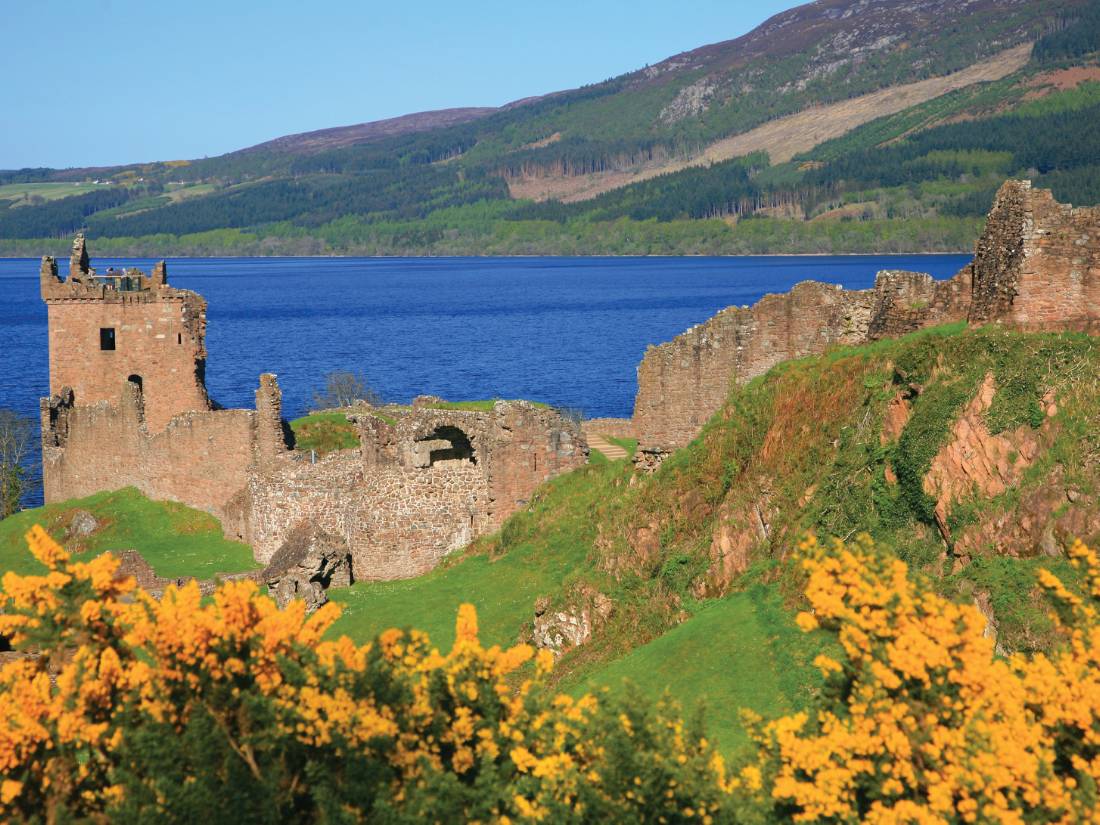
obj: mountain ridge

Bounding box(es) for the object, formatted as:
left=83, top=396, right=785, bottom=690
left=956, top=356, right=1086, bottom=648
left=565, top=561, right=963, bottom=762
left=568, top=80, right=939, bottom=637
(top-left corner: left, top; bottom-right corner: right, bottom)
left=0, top=0, right=1096, bottom=256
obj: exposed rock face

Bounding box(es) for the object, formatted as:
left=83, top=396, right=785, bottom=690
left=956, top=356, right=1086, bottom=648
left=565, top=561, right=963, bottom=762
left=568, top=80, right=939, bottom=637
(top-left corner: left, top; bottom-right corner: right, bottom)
left=922, top=373, right=1043, bottom=544
left=953, top=468, right=1100, bottom=562
left=632, top=181, right=1100, bottom=462
left=696, top=491, right=775, bottom=597
left=263, top=522, right=352, bottom=612
left=532, top=588, right=613, bottom=656
left=67, top=510, right=99, bottom=538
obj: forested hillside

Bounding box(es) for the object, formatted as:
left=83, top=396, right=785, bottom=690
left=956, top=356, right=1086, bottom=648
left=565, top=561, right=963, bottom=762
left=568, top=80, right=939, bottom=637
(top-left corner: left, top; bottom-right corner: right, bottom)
left=1, top=0, right=1098, bottom=256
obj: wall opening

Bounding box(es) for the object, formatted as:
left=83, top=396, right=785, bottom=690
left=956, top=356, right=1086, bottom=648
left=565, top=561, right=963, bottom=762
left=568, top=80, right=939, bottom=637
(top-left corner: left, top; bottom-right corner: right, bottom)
left=423, top=425, right=475, bottom=466
left=99, top=327, right=116, bottom=351
left=177, top=333, right=182, bottom=345
left=127, top=374, right=143, bottom=394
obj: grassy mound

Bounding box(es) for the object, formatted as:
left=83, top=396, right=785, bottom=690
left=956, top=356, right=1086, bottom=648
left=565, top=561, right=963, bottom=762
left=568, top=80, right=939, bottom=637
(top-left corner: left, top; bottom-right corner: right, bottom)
left=0, top=487, right=257, bottom=579
left=573, top=584, right=826, bottom=754
left=289, top=412, right=360, bottom=456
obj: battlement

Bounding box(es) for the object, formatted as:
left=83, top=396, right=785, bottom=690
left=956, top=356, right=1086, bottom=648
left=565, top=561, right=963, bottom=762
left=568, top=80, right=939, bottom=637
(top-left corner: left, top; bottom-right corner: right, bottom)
left=40, top=235, right=210, bottom=432
left=40, top=234, right=182, bottom=302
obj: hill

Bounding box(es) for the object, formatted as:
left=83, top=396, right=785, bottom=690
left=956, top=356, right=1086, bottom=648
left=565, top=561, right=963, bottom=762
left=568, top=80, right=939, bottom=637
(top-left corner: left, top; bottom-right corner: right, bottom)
left=1, top=0, right=1098, bottom=256
left=11, top=321, right=1095, bottom=755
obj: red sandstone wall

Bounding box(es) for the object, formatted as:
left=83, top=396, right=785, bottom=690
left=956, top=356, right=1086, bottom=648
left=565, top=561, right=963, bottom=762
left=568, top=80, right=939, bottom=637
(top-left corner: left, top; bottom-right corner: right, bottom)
left=46, top=299, right=209, bottom=433
left=485, top=403, right=586, bottom=527
left=998, top=184, right=1100, bottom=331
left=41, top=392, right=255, bottom=521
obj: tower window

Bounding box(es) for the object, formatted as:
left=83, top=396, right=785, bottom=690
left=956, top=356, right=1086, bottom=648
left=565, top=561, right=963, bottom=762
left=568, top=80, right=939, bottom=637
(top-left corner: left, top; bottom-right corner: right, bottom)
left=177, top=333, right=182, bottom=345
left=99, top=328, right=116, bottom=351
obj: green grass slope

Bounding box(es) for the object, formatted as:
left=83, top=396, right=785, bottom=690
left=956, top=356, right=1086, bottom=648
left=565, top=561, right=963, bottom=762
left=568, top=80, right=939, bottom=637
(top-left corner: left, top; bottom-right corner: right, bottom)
left=0, top=487, right=257, bottom=579
left=572, top=584, right=824, bottom=754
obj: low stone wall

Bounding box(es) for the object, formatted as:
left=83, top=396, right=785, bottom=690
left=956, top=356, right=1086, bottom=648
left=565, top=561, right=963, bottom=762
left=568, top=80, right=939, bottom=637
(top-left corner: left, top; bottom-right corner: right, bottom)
left=41, top=385, right=255, bottom=523
left=583, top=417, right=636, bottom=441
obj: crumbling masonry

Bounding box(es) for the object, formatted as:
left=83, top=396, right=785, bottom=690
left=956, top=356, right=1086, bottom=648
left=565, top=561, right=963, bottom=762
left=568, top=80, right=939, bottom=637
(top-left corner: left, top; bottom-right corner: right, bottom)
left=631, top=180, right=1100, bottom=465
left=40, top=236, right=587, bottom=580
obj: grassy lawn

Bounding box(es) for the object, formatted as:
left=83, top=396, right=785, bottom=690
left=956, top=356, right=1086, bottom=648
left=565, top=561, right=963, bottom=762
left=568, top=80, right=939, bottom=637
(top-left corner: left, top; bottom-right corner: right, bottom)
left=0, top=487, right=257, bottom=579
left=567, top=584, right=824, bottom=756
left=290, top=412, right=360, bottom=455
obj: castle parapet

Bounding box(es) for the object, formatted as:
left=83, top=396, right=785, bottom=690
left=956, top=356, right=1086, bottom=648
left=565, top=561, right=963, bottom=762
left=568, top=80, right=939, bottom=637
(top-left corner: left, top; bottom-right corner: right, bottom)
left=40, top=235, right=211, bottom=432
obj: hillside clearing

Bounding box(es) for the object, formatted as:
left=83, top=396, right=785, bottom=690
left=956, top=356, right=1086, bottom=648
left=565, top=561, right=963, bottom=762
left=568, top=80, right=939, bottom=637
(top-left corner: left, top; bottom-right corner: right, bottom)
left=508, top=43, right=1033, bottom=204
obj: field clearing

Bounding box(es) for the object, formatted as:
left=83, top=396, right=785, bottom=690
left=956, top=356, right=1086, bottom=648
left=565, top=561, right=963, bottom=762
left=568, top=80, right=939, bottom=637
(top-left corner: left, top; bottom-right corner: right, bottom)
left=0, top=181, right=109, bottom=203
left=166, top=183, right=216, bottom=202
left=508, top=43, right=1033, bottom=204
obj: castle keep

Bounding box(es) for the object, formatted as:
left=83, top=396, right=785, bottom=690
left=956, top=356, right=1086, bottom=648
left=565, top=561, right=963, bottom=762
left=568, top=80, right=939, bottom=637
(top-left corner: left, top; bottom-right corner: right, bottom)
left=40, top=240, right=586, bottom=580
left=630, top=181, right=1100, bottom=464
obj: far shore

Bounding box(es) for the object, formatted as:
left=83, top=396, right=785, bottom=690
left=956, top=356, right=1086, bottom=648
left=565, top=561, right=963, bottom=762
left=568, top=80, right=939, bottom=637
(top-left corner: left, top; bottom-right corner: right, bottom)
left=0, top=250, right=974, bottom=261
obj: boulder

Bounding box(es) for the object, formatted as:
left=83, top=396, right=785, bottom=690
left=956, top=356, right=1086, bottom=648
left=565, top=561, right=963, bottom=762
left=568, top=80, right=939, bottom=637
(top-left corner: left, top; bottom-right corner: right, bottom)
left=263, top=522, right=352, bottom=612
left=533, top=587, right=612, bottom=657
left=68, top=509, right=99, bottom=538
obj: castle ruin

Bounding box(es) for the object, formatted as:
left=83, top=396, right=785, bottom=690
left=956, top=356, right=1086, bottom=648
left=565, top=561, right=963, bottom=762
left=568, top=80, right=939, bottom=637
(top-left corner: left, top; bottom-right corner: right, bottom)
left=39, top=237, right=587, bottom=580
left=630, top=180, right=1100, bottom=465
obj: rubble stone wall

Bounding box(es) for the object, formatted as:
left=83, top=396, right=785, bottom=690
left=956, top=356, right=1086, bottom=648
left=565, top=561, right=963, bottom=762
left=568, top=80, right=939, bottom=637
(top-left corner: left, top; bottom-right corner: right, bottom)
left=633, top=180, right=1096, bottom=457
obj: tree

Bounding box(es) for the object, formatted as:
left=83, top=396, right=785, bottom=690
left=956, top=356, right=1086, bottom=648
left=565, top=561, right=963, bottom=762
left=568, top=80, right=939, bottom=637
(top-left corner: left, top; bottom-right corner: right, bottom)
left=311, top=370, right=381, bottom=410
left=0, top=408, right=33, bottom=518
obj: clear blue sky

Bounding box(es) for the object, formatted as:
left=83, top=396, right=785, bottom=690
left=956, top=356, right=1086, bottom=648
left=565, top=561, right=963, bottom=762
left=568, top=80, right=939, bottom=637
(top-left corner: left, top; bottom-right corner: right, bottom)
left=1, top=0, right=798, bottom=170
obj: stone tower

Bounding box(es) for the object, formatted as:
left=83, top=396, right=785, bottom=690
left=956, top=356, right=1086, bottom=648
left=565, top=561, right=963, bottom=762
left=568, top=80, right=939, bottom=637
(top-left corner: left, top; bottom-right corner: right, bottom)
left=40, top=235, right=212, bottom=432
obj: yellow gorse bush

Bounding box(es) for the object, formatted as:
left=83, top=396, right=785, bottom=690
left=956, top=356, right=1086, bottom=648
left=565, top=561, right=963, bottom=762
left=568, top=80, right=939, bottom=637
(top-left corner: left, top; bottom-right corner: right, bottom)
left=0, top=526, right=740, bottom=822
left=1, top=525, right=1098, bottom=822
left=750, top=534, right=1100, bottom=824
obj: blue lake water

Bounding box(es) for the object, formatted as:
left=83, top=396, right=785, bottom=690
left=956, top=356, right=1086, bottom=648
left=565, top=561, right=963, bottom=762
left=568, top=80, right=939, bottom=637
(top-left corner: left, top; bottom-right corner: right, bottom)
left=0, top=254, right=971, bottom=506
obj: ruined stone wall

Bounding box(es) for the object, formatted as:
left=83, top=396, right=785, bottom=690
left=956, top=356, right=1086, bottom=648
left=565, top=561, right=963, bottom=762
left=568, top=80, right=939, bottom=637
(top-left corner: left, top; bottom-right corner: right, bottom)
left=242, top=401, right=585, bottom=579
left=968, top=180, right=1100, bottom=331
left=40, top=383, right=255, bottom=521
left=633, top=260, right=970, bottom=454
left=483, top=403, right=586, bottom=527
left=632, top=180, right=1100, bottom=457
left=350, top=464, right=488, bottom=579
left=243, top=450, right=366, bottom=567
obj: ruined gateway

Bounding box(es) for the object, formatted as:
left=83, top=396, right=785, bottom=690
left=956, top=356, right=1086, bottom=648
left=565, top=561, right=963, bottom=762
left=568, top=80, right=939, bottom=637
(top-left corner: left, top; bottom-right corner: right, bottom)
left=39, top=239, right=587, bottom=581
